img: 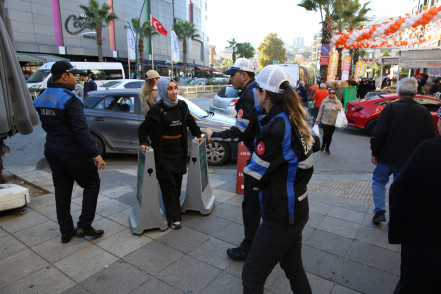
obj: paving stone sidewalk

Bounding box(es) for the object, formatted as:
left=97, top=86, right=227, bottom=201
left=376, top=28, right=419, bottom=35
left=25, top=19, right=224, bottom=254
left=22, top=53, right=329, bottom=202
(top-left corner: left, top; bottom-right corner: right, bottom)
left=0, top=166, right=399, bottom=294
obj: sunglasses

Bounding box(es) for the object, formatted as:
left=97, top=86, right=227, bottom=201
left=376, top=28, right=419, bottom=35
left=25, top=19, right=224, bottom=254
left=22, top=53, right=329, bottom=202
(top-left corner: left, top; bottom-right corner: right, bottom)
left=329, top=92, right=336, bottom=94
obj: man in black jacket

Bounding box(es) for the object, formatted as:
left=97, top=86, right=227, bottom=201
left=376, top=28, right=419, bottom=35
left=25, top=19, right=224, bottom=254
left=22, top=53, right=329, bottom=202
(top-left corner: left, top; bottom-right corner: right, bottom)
left=370, top=77, right=436, bottom=224
left=207, top=58, right=264, bottom=261
left=34, top=60, right=106, bottom=243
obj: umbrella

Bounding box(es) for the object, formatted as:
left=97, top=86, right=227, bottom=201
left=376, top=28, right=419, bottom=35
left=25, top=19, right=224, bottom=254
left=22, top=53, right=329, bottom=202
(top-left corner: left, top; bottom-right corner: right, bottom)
left=0, top=0, right=39, bottom=139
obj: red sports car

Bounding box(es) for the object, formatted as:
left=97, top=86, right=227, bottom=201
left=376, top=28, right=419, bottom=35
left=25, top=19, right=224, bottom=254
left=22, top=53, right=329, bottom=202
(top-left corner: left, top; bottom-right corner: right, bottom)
left=345, top=94, right=441, bottom=136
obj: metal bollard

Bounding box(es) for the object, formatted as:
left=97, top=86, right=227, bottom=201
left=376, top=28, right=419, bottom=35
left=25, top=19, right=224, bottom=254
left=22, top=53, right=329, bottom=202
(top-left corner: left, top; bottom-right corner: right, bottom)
left=181, top=138, right=215, bottom=215
left=129, top=148, right=168, bottom=234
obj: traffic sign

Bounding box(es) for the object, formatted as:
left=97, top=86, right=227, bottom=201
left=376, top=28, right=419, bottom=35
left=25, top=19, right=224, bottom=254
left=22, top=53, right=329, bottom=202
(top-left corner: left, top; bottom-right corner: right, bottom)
left=273, top=60, right=279, bottom=65
left=321, top=44, right=331, bottom=55
left=320, top=55, right=330, bottom=65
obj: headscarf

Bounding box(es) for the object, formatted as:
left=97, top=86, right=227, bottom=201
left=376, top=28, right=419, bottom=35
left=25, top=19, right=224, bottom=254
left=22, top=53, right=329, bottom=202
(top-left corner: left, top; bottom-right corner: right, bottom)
left=157, top=77, right=178, bottom=108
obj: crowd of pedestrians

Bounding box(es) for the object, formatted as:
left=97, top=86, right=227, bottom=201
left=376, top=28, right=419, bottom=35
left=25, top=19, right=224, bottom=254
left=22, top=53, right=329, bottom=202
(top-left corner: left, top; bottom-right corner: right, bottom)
left=31, top=59, right=441, bottom=293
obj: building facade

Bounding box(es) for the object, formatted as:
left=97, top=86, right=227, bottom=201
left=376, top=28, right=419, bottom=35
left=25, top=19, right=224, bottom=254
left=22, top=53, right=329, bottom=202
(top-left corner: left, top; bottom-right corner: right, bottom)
left=6, top=0, right=209, bottom=77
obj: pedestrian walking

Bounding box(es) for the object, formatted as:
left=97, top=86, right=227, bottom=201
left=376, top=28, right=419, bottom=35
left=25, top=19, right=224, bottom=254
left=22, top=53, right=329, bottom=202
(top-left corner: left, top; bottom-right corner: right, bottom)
left=296, top=80, right=308, bottom=106
left=311, top=83, right=328, bottom=124
left=73, top=75, right=84, bottom=99
left=206, top=58, right=264, bottom=261
left=357, top=78, right=368, bottom=98
left=33, top=60, right=106, bottom=243
left=315, top=88, right=343, bottom=155
left=140, top=69, right=160, bottom=117
left=138, top=77, right=203, bottom=229
left=80, top=72, right=97, bottom=97
left=242, top=65, right=313, bottom=293
left=370, top=77, right=436, bottom=224
left=388, top=107, right=441, bottom=294
left=335, top=81, right=344, bottom=104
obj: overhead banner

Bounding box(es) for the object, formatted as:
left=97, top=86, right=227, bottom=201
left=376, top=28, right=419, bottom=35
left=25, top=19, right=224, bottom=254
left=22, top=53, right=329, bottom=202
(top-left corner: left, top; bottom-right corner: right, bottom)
left=126, top=24, right=136, bottom=62
left=342, top=56, right=352, bottom=80
left=327, top=52, right=339, bottom=81
left=354, top=60, right=365, bottom=81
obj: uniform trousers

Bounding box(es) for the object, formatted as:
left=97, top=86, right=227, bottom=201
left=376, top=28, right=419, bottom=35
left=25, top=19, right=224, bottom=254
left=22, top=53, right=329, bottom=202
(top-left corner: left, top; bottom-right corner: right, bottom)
left=242, top=174, right=262, bottom=250
left=242, top=202, right=311, bottom=294
left=44, top=149, right=100, bottom=235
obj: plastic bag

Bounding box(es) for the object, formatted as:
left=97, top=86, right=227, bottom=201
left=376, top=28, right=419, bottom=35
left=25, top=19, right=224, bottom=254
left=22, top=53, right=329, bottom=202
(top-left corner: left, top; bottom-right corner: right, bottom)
left=312, top=124, right=320, bottom=136
left=335, top=110, right=348, bottom=129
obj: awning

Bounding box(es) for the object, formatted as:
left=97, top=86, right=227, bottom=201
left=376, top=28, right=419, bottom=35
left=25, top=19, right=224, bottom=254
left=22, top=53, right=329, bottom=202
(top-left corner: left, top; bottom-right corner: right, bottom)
left=16, top=53, right=66, bottom=63
left=212, top=68, right=223, bottom=73
left=196, top=66, right=212, bottom=71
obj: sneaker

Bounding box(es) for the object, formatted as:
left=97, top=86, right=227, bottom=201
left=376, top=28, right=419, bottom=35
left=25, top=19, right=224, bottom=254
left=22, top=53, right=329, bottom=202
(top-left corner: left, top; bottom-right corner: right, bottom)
left=170, top=221, right=182, bottom=229
left=372, top=211, right=386, bottom=225
left=226, top=245, right=249, bottom=261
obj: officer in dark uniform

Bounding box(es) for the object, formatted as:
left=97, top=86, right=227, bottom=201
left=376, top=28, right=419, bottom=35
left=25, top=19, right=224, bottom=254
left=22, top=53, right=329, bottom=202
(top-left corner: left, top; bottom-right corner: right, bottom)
left=33, top=60, right=106, bottom=243
left=207, top=58, right=264, bottom=261
left=138, top=77, right=203, bottom=229
left=242, top=65, right=314, bottom=293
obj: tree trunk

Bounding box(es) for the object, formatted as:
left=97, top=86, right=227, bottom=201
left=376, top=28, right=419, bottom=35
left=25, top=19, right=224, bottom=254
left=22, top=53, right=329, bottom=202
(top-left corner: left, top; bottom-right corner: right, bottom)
left=183, top=38, right=188, bottom=76
left=139, top=38, right=145, bottom=79
left=320, top=15, right=333, bottom=82
left=96, top=25, right=103, bottom=62
left=336, top=47, right=343, bottom=80
left=232, top=50, right=236, bottom=63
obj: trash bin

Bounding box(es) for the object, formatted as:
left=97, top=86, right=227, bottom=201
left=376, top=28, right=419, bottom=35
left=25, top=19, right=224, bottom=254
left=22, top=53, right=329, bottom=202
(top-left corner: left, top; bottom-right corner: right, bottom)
left=343, top=86, right=357, bottom=109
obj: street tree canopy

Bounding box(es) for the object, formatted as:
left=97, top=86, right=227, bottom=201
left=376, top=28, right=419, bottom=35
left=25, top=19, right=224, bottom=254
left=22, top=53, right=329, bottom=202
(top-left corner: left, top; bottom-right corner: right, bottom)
left=236, top=43, right=255, bottom=59
left=257, top=33, right=286, bottom=69
left=220, top=58, right=233, bottom=70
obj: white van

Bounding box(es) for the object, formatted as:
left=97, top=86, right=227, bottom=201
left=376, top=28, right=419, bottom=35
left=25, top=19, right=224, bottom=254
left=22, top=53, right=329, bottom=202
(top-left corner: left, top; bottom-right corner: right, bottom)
left=275, top=64, right=300, bottom=87
left=26, top=62, right=125, bottom=90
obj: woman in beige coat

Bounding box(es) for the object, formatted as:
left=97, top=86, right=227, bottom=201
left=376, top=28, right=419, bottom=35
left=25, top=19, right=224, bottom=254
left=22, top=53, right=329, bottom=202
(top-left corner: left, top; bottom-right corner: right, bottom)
left=140, top=70, right=160, bottom=117
left=315, top=88, right=343, bottom=155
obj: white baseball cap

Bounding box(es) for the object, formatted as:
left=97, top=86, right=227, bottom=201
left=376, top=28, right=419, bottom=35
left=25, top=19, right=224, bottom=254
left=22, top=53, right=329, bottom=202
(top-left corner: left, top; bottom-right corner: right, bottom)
left=224, top=58, right=255, bottom=75
left=255, top=65, right=291, bottom=93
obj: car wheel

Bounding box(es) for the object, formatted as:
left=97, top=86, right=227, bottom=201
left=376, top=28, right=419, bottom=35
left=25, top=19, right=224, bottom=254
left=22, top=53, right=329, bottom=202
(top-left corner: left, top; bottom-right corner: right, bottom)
left=92, top=134, right=106, bottom=157
left=206, top=141, right=230, bottom=166
left=365, top=119, right=378, bottom=136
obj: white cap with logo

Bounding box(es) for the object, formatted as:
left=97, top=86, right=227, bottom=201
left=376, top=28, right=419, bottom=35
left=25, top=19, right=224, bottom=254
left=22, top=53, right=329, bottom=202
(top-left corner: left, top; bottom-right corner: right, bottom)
left=255, top=65, right=291, bottom=94
left=224, top=58, right=255, bottom=75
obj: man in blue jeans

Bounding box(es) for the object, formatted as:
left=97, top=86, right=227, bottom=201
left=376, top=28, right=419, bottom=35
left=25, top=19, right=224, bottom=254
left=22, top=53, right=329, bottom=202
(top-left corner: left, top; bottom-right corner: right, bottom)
left=370, top=77, right=436, bottom=224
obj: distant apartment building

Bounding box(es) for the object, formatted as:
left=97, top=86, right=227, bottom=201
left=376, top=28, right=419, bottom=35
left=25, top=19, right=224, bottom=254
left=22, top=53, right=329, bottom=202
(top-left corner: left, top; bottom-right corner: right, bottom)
left=293, top=36, right=304, bottom=48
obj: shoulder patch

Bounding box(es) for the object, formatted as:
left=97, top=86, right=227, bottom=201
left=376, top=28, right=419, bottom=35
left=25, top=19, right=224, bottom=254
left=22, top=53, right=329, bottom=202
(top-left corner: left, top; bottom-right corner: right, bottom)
left=256, top=141, right=265, bottom=155
left=237, top=109, right=243, bottom=118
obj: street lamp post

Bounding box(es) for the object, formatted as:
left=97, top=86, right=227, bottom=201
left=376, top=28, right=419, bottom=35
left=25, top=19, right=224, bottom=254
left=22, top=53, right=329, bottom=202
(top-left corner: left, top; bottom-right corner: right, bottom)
left=134, top=0, right=147, bottom=78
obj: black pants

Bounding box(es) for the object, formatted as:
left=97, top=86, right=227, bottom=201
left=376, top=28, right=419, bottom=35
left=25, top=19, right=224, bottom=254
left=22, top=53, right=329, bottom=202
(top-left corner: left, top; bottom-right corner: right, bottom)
left=321, top=124, right=336, bottom=152
left=158, top=165, right=184, bottom=224
left=394, top=243, right=441, bottom=293
left=312, top=107, right=320, bottom=124
left=242, top=174, right=262, bottom=250
left=242, top=202, right=311, bottom=294
left=45, top=149, right=100, bottom=235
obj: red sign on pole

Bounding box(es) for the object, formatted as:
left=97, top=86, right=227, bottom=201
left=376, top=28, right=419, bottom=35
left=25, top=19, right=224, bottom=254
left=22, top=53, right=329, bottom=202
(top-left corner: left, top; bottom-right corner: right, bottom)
left=236, top=142, right=250, bottom=194
left=320, top=55, right=330, bottom=65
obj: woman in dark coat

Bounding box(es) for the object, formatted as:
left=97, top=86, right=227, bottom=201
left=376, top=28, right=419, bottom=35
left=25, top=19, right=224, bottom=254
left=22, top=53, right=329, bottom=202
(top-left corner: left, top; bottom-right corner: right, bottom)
left=138, top=77, right=202, bottom=229
left=388, top=107, right=441, bottom=293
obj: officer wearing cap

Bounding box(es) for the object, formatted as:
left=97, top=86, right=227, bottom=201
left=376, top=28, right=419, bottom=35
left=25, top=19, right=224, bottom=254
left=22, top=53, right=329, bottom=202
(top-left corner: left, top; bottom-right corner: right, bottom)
left=242, top=65, right=314, bottom=293
left=33, top=60, right=105, bottom=244
left=206, top=58, right=264, bottom=261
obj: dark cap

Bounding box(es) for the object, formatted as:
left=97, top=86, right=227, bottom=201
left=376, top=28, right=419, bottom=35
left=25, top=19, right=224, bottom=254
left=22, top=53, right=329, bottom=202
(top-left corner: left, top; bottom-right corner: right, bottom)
left=51, top=60, right=84, bottom=77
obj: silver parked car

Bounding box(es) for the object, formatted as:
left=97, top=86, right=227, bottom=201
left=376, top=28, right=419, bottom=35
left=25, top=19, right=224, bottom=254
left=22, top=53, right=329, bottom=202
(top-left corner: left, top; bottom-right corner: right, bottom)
left=97, top=79, right=145, bottom=91
left=209, top=85, right=239, bottom=117
left=83, top=89, right=238, bottom=166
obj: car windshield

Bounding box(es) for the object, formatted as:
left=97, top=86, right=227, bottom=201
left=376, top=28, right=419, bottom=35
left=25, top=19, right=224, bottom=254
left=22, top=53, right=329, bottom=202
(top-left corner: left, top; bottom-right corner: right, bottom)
left=218, top=86, right=239, bottom=98
left=27, top=69, right=51, bottom=83
left=179, top=96, right=208, bottom=118
left=102, top=81, right=122, bottom=88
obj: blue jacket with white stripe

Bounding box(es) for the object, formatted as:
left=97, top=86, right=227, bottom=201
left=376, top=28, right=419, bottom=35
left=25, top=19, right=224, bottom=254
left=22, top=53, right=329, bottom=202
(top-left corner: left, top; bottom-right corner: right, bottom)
left=211, top=79, right=264, bottom=153
left=33, top=83, right=99, bottom=157
left=244, top=105, right=314, bottom=224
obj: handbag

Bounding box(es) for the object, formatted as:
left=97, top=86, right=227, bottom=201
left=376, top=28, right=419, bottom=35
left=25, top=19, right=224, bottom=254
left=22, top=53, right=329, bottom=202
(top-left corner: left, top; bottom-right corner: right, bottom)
left=312, top=134, right=321, bottom=153
left=335, top=110, right=348, bottom=129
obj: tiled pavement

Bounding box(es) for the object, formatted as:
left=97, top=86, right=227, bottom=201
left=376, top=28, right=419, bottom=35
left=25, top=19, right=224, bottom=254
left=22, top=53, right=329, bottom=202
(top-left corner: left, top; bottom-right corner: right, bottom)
left=0, top=166, right=399, bottom=294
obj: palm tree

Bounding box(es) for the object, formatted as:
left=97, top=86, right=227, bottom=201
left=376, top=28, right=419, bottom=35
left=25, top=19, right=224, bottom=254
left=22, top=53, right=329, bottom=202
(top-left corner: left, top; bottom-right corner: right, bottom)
left=226, top=38, right=238, bottom=62
left=79, top=0, right=118, bottom=62
left=132, top=18, right=158, bottom=79
left=298, top=0, right=337, bottom=82
left=173, top=20, right=200, bottom=76
left=237, top=42, right=255, bottom=59
left=334, top=0, right=371, bottom=80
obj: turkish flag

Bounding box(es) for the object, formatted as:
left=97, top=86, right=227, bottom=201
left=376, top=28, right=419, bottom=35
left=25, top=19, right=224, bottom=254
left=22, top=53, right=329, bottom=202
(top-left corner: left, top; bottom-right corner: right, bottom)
left=151, top=16, right=168, bottom=36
